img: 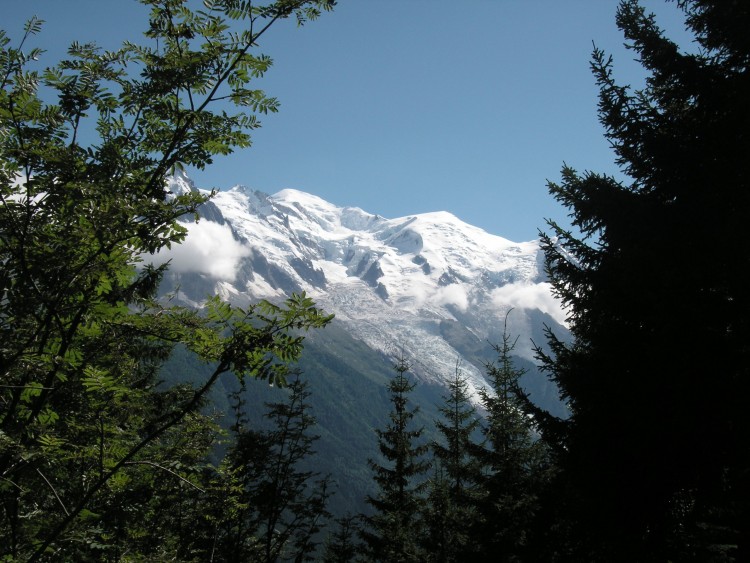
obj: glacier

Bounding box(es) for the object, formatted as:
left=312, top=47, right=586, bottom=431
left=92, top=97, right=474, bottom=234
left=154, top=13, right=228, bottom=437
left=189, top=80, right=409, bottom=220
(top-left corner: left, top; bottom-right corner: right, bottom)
left=154, top=172, right=568, bottom=401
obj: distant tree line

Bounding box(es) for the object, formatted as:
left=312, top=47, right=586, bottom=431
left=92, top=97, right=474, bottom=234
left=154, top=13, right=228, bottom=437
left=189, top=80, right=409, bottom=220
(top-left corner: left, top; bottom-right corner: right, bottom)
left=344, top=324, right=552, bottom=563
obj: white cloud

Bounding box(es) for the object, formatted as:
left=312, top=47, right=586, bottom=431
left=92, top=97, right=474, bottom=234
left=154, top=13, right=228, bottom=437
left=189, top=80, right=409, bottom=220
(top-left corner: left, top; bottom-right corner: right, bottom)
left=490, top=282, right=567, bottom=325
left=404, top=284, right=429, bottom=308
left=398, top=282, right=469, bottom=313
left=147, top=220, right=251, bottom=281
left=433, top=284, right=469, bottom=312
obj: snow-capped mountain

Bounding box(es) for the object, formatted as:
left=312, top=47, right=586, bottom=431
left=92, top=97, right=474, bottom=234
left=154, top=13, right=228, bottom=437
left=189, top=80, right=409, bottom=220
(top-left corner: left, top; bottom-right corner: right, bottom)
left=156, top=172, right=567, bottom=402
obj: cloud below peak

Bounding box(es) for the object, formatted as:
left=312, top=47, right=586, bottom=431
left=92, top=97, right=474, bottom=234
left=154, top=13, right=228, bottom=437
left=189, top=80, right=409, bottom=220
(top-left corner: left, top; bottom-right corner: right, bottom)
left=146, top=220, right=251, bottom=281
left=490, top=282, right=567, bottom=325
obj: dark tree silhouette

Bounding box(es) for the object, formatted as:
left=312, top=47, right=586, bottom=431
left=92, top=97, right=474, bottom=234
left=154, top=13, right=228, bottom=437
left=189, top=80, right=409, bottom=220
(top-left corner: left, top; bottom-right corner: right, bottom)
left=537, top=1, right=750, bottom=559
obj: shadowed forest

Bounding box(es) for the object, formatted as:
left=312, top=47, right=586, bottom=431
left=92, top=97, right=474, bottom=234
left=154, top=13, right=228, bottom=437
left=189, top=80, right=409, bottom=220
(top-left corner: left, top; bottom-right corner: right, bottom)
left=1, top=1, right=749, bottom=561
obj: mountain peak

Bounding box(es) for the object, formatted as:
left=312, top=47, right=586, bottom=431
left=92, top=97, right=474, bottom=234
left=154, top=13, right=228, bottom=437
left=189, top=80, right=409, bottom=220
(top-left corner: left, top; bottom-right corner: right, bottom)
left=154, top=175, right=566, bottom=391
left=166, top=169, right=199, bottom=196
left=273, top=187, right=331, bottom=205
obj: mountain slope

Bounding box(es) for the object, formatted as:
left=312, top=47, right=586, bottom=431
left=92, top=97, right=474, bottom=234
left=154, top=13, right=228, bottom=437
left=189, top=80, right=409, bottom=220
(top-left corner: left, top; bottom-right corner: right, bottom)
left=154, top=173, right=568, bottom=517
left=156, top=172, right=567, bottom=406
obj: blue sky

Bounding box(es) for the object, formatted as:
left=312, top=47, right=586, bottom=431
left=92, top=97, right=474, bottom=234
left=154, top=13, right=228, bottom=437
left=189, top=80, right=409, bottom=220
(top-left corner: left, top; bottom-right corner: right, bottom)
left=4, top=1, right=691, bottom=241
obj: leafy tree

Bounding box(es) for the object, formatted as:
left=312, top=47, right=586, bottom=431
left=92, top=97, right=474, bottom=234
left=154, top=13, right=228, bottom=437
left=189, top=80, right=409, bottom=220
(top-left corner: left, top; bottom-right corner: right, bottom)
left=361, top=356, right=430, bottom=562
left=0, top=1, right=334, bottom=559
left=95, top=407, right=227, bottom=560
left=475, top=321, right=550, bottom=562
left=422, top=361, right=483, bottom=562
left=537, top=0, right=750, bottom=559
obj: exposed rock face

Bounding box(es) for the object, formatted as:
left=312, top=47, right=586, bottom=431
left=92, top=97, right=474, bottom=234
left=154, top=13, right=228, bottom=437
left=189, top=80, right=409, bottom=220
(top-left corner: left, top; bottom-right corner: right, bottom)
left=158, top=174, right=568, bottom=401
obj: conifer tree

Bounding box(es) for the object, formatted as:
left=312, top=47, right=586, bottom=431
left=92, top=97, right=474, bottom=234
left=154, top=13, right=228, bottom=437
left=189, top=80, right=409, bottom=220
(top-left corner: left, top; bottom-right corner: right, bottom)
left=361, top=356, right=430, bottom=562
left=536, top=0, right=750, bottom=558
left=219, top=374, right=332, bottom=562
left=323, top=514, right=363, bottom=563
left=475, top=323, right=549, bottom=562
left=421, top=467, right=452, bottom=563
left=423, top=361, right=483, bottom=562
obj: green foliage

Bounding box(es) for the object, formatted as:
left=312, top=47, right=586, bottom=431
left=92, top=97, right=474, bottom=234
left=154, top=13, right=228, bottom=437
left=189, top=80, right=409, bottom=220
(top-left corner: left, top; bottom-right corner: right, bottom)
left=475, top=324, right=551, bottom=562
left=422, top=361, right=483, bottom=562
left=323, top=514, right=363, bottom=563
left=361, top=356, right=430, bottom=562
left=272, top=321, right=447, bottom=521
left=166, top=374, right=332, bottom=562
left=0, top=1, right=334, bottom=559
left=356, top=333, right=551, bottom=562
left=537, top=0, right=750, bottom=559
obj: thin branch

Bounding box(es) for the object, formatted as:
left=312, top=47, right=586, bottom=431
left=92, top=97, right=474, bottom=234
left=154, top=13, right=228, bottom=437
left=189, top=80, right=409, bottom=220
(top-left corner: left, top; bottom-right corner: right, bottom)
left=35, top=468, right=70, bottom=516
left=124, top=460, right=205, bottom=493
left=0, top=384, right=55, bottom=390
left=145, top=2, right=297, bottom=192
left=0, top=476, right=23, bottom=491
left=30, top=359, right=229, bottom=561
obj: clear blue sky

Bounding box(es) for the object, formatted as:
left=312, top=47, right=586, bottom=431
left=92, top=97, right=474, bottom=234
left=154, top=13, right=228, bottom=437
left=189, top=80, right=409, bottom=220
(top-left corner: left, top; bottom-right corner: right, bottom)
left=3, top=1, right=691, bottom=241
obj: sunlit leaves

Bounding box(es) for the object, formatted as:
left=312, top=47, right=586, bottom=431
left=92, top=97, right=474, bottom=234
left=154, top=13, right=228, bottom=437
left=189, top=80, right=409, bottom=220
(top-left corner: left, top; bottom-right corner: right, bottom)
left=1, top=2, right=334, bottom=558
left=172, top=293, right=334, bottom=387
left=81, top=367, right=128, bottom=399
